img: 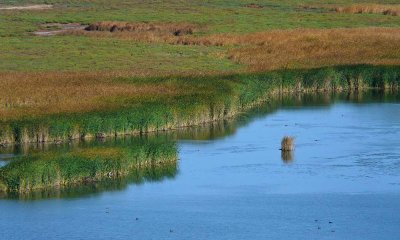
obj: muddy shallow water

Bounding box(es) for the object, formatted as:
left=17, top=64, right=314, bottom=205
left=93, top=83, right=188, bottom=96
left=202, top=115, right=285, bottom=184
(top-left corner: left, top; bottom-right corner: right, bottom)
left=0, top=92, right=399, bottom=239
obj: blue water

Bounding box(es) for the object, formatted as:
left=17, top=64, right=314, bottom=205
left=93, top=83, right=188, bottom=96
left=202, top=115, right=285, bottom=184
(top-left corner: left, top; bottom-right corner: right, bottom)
left=0, top=154, right=12, bottom=167
left=1, top=94, right=400, bottom=239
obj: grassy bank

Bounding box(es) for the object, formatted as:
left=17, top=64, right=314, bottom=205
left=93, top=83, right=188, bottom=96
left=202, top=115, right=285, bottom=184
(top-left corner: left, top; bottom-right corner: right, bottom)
left=1, top=90, right=398, bottom=155
left=0, top=65, right=399, bottom=145
left=0, top=1, right=399, bottom=144
left=1, top=27, right=399, bottom=73
left=1, top=0, right=400, bottom=73
left=0, top=159, right=178, bottom=200
left=2, top=89, right=399, bottom=197
left=0, top=138, right=177, bottom=193
left=334, top=4, right=400, bottom=16
left=2, top=0, right=400, bottom=37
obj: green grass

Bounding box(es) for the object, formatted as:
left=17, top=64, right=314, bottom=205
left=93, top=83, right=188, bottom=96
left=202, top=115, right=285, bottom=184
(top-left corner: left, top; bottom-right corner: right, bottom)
left=1, top=87, right=399, bottom=197
left=0, top=137, right=178, bottom=192
left=1, top=65, right=399, bottom=145
left=0, top=1, right=399, bottom=144
left=1, top=159, right=178, bottom=200
left=0, top=0, right=399, bottom=196
left=1, top=0, right=400, bottom=72
left=2, top=1, right=400, bottom=36
left=0, top=36, right=238, bottom=72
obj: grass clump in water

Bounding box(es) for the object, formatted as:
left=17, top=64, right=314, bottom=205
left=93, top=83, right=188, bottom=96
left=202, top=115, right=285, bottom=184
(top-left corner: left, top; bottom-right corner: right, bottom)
left=281, top=136, right=294, bottom=151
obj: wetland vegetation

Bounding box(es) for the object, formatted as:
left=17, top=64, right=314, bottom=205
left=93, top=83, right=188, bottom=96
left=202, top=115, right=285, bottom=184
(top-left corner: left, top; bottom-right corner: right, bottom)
left=1, top=90, right=399, bottom=198
left=1, top=2, right=400, bottom=239
left=0, top=65, right=399, bottom=145
left=0, top=0, right=399, bottom=194
left=0, top=137, right=178, bottom=195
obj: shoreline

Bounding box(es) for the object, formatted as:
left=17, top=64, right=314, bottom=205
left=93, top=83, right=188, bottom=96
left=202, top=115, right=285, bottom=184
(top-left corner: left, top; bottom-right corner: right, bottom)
left=0, top=139, right=178, bottom=194
left=0, top=65, right=399, bottom=146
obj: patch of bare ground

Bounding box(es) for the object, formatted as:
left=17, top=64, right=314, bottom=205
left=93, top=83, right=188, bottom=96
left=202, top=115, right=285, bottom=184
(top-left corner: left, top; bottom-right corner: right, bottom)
left=34, top=23, right=88, bottom=36
left=245, top=4, right=264, bottom=9
left=0, top=4, right=53, bottom=10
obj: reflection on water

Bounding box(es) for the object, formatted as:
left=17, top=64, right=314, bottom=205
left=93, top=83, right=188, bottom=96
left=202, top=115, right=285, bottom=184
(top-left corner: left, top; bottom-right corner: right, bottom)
left=0, top=160, right=178, bottom=201
left=281, top=151, right=294, bottom=164
left=0, top=137, right=178, bottom=200
left=0, top=154, right=13, bottom=167
left=0, top=90, right=399, bottom=200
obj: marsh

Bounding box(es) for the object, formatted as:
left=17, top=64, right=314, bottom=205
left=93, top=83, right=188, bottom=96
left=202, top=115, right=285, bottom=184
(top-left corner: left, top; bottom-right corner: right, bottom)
left=1, top=92, right=399, bottom=239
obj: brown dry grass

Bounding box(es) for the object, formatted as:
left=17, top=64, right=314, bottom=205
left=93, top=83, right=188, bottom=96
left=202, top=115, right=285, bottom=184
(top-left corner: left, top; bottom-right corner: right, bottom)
left=111, top=27, right=397, bottom=71
left=13, top=27, right=400, bottom=74
left=2, top=27, right=399, bottom=120
left=225, top=28, right=400, bottom=71
left=65, top=21, right=201, bottom=43
left=281, top=136, right=294, bottom=151
left=84, top=21, right=198, bottom=36
left=245, top=3, right=264, bottom=9
left=334, top=4, right=400, bottom=16
left=0, top=72, right=177, bottom=120
left=67, top=23, right=400, bottom=72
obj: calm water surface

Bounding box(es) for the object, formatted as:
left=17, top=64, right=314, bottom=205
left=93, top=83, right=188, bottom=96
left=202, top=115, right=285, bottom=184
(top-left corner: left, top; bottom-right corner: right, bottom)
left=1, top=92, right=400, bottom=240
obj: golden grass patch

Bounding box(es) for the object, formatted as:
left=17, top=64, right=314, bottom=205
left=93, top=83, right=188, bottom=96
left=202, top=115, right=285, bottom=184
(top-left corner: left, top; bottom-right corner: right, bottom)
left=2, top=28, right=399, bottom=120
left=334, top=4, right=400, bottom=16
left=281, top=136, right=295, bottom=151
left=0, top=72, right=177, bottom=120
left=225, top=28, right=400, bottom=71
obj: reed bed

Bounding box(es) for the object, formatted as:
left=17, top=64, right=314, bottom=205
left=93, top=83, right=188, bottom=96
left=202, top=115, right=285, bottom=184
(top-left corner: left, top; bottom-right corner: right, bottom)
left=0, top=139, right=178, bottom=193
left=0, top=65, right=399, bottom=146
left=1, top=158, right=178, bottom=200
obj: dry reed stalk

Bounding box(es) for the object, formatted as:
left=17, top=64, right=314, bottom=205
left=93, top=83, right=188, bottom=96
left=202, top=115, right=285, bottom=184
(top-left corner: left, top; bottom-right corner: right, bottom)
left=281, top=136, right=294, bottom=151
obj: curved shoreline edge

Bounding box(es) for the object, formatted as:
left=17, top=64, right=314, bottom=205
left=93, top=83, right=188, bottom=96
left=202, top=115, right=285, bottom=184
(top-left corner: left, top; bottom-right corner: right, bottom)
left=0, top=65, right=399, bottom=146
left=0, top=139, right=178, bottom=194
